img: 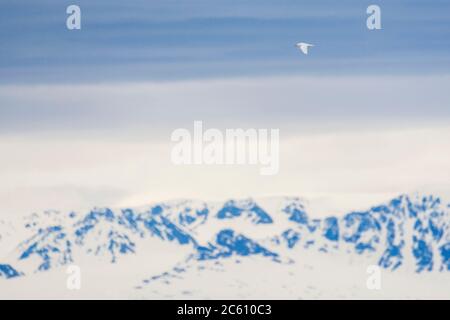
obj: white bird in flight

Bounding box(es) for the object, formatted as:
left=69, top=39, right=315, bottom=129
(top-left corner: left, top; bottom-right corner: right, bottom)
left=296, top=42, right=314, bottom=55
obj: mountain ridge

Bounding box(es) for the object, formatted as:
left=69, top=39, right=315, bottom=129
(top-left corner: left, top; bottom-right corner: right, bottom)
left=1, top=193, right=449, bottom=280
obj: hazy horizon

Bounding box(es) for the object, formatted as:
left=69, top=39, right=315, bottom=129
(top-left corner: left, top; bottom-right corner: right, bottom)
left=1, top=1, right=449, bottom=217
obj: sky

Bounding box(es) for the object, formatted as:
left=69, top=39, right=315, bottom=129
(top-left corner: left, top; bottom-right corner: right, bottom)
left=0, top=1, right=449, bottom=217
left=1, top=0, right=450, bottom=83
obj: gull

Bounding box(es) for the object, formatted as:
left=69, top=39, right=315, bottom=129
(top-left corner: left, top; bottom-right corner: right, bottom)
left=295, top=42, right=314, bottom=55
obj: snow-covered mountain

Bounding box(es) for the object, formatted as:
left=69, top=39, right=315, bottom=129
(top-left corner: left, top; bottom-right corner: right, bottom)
left=0, top=194, right=449, bottom=298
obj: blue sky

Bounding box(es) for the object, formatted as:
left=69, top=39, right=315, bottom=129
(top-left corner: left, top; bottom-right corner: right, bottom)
left=0, top=1, right=450, bottom=215
left=0, top=1, right=449, bottom=136
left=1, top=0, right=449, bottom=83
left=1, top=0, right=449, bottom=135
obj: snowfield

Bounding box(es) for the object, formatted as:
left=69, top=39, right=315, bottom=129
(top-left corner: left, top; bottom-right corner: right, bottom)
left=0, top=194, right=449, bottom=299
